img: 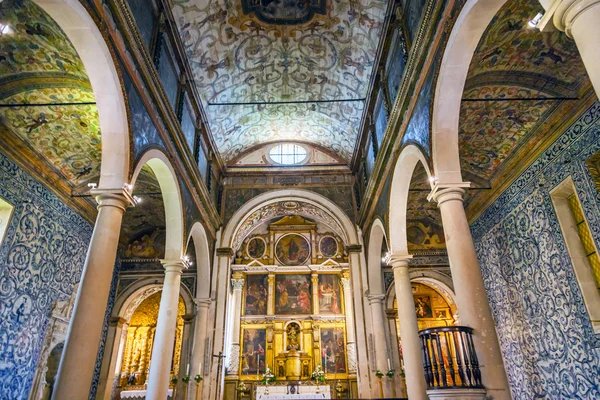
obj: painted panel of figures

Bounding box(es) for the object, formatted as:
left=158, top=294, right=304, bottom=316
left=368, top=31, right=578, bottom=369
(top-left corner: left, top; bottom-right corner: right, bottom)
left=320, top=328, right=346, bottom=374
left=241, top=329, right=266, bottom=375
left=245, top=275, right=268, bottom=315
left=317, top=275, right=341, bottom=314
left=414, top=295, right=433, bottom=318
left=275, top=274, right=312, bottom=314
left=275, top=234, right=311, bottom=265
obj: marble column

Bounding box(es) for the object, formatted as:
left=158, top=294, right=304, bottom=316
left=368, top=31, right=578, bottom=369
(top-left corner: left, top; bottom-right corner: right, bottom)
left=146, top=260, right=188, bottom=400
left=267, top=273, right=275, bottom=315
left=429, top=185, right=510, bottom=399
left=98, top=317, right=127, bottom=400
left=177, top=314, right=195, bottom=400
left=340, top=271, right=357, bottom=375
left=226, top=273, right=245, bottom=376
left=367, top=294, right=392, bottom=397
left=188, top=298, right=211, bottom=400
left=540, top=0, right=600, bottom=96
left=52, top=189, right=132, bottom=400
left=390, top=257, right=428, bottom=400
left=312, top=273, right=320, bottom=315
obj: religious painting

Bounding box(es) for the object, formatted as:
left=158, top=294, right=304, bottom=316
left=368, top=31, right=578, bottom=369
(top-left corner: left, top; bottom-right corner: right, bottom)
left=275, top=274, right=312, bottom=314
left=245, top=275, right=268, bottom=315
left=318, top=275, right=341, bottom=314
left=319, top=236, right=338, bottom=258
left=414, top=295, right=433, bottom=318
left=320, top=328, right=346, bottom=374
left=241, top=329, right=266, bottom=376
left=435, top=309, right=449, bottom=319
left=275, top=234, right=310, bottom=266
left=247, top=237, right=266, bottom=259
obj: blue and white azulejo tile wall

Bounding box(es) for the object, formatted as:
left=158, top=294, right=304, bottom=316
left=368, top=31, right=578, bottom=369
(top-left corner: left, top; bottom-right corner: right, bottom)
left=471, top=102, right=600, bottom=399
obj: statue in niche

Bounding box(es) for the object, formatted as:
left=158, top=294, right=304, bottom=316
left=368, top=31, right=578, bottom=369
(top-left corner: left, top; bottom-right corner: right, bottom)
left=286, top=323, right=300, bottom=351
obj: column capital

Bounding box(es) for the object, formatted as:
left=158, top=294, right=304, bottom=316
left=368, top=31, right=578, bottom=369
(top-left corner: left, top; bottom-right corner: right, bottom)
left=340, top=276, right=351, bottom=290
left=366, top=294, right=386, bottom=305
left=160, top=259, right=188, bottom=273
left=384, top=252, right=412, bottom=269
left=231, top=276, right=245, bottom=291
left=427, top=182, right=470, bottom=205
left=194, top=297, right=212, bottom=309
left=538, top=0, right=600, bottom=36
left=90, top=188, right=135, bottom=211
left=216, top=247, right=234, bottom=257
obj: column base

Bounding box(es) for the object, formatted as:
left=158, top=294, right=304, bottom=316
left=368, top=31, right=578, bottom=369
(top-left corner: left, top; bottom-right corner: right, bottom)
left=427, top=388, right=487, bottom=400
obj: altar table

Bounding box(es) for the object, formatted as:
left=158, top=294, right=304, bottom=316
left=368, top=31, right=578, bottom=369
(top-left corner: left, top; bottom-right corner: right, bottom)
left=256, top=385, right=331, bottom=400
left=120, top=389, right=173, bottom=399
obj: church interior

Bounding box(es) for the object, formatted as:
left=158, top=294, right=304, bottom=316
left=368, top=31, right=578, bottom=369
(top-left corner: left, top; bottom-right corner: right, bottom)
left=1, top=0, right=600, bottom=399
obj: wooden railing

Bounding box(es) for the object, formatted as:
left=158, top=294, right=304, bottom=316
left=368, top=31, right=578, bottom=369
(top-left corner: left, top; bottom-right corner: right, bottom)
left=419, top=326, right=483, bottom=389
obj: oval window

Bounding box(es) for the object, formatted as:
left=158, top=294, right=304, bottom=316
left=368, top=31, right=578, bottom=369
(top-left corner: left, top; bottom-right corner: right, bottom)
left=269, top=143, right=308, bottom=165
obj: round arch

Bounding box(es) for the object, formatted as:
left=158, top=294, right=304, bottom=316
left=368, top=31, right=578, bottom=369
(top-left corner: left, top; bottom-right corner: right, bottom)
left=432, top=0, right=508, bottom=183
left=366, top=218, right=388, bottom=295
left=222, top=189, right=359, bottom=248
left=132, top=149, right=185, bottom=261
left=187, top=222, right=212, bottom=298
left=389, top=145, right=432, bottom=255
left=34, top=0, right=130, bottom=188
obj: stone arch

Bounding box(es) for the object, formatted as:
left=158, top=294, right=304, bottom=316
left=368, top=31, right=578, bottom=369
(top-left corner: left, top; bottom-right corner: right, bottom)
left=187, top=222, right=212, bottom=299
left=132, top=149, right=185, bottom=261
left=366, top=218, right=388, bottom=295
left=388, top=145, right=432, bottom=255
left=385, top=270, right=457, bottom=312
left=431, top=0, right=508, bottom=183
left=33, top=0, right=130, bottom=188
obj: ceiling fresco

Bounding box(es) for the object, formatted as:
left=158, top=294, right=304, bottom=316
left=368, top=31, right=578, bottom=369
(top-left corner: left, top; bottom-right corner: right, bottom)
left=458, top=0, right=591, bottom=184
left=173, top=0, right=388, bottom=163
left=0, top=0, right=101, bottom=186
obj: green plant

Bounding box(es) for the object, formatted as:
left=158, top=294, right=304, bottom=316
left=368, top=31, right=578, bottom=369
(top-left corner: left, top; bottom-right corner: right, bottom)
left=194, top=374, right=203, bottom=383
left=375, top=370, right=384, bottom=378
left=386, top=370, right=395, bottom=378
left=182, top=375, right=190, bottom=383
left=171, top=376, right=178, bottom=385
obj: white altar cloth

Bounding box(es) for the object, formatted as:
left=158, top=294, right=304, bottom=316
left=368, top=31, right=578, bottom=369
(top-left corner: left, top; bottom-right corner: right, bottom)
left=120, top=389, right=173, bottom=399
left=256, top=385, right=330, bottom=400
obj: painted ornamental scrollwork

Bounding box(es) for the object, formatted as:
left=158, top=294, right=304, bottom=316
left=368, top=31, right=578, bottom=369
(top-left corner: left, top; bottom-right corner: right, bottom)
left=346, top=342, right=357, bottom=374
left=227, top=343, right=241, bottom=376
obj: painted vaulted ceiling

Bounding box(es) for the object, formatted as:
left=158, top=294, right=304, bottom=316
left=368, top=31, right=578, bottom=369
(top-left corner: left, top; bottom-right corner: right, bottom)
left=173, top=0, right=388, bottom=163
left=0, top=0, right=101, bottom=186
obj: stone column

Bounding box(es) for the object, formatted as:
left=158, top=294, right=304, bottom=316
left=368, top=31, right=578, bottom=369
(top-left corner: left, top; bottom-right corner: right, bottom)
left=312, top=273, right=320, bottom=315
left=188, top=298, right=211, bottom=400
left=390, top=257, right=428, bottom=400
left=540, top=0, right=600, bottom=96
left=267, top=273, right=275, bottom=315
left=367, top=294, right=393, bottom=397
left=146, top=260, right=188, bottom=400
left=98, top=317, right=127, bottom=400
left=429, top=185, right=510, bottom=399
left=177, top=314, right=195, bottom=400
left=52, top=189, right=132, bottom=400
left=226, top=273, right=245, bottom=376
left=340, top=271, right=357, bottom=375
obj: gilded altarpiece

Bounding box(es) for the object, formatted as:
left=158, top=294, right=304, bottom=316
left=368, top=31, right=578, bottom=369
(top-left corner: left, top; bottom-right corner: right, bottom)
left=230, top=215, right=353, bottom=398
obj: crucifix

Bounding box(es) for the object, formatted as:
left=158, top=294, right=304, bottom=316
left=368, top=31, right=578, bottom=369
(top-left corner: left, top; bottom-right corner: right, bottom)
left=213, top=352, right=226, bottom=400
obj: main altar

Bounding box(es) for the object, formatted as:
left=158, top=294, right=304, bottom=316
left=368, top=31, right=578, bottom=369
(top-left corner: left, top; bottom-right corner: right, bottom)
left=223, top=216, right=357, bottom=399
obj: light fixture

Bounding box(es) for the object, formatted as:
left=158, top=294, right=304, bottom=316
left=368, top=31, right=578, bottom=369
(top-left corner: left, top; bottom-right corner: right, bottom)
left=123, top=183, right=133, bottom=192
left=429, top=176, right=438, bottom=184
left=87, top=182, right=98, bottom=189
left=133, top=195, right=142, bottom=204
left=0, top=23, right=12, bottom=35
left=528, top=12, right=543, bottom=28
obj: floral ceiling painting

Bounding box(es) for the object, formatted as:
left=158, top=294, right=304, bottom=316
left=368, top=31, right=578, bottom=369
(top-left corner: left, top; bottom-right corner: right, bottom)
left=0, top=0, right=101, bottom=186
left=173, top=0, right=388, bottom=163
left=459, top=0, right=592, bottom=201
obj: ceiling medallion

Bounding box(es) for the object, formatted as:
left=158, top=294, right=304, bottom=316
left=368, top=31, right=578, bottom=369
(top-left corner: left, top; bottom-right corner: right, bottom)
left=241, top=0, right=327, bottom=25
left=283, top=201, right=299, bottom=209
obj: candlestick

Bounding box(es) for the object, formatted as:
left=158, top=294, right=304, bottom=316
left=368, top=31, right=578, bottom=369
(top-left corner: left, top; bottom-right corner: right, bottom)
left=387, top=358, right=391, bottom=371
left=199, top=361, right=202, bottom=376
left=187, top=363, right=190, bottom=375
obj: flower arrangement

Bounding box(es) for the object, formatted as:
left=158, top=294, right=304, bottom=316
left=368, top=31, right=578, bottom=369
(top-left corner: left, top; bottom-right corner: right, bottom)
left=170, top=376, right=178, bottom=385
left=375, top=370, right=384, bottom=378
left=182, top=375, right=190, bottom=383
left=386, top=370, right=395, bottom=378
left=311, top=365, right=325, bottom=382
left=194, top=374, right=203, bottom=383
left=398, top=367, right=405, bottom=378
left=261, top=366, right=275, bottom=384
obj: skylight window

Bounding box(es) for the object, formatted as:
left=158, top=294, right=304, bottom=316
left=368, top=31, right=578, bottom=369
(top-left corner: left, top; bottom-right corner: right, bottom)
left=269, top=143, right=308, bottom=165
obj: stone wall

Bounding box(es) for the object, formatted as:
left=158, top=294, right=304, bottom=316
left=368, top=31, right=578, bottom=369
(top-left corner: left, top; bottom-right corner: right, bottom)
left=471, top=102, right=600, bottom=399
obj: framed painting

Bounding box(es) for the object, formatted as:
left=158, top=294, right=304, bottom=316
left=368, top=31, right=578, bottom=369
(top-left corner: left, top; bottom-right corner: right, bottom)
left=241, top=328, right=266, bottom=376
left=245, top=275, right=268, bottom=315
left=414, top=295, right=433, bottom=318
left=320, top=327, right=346, bottom=374
left=318, top=274, right=341, bottom=314
left=275, top=234, right=310, bottom=265
left=275, top=274, right=312, bottom=314
left=247, top=237, right=266, bottom=259
left=319, top=236, right=338, bottom=258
